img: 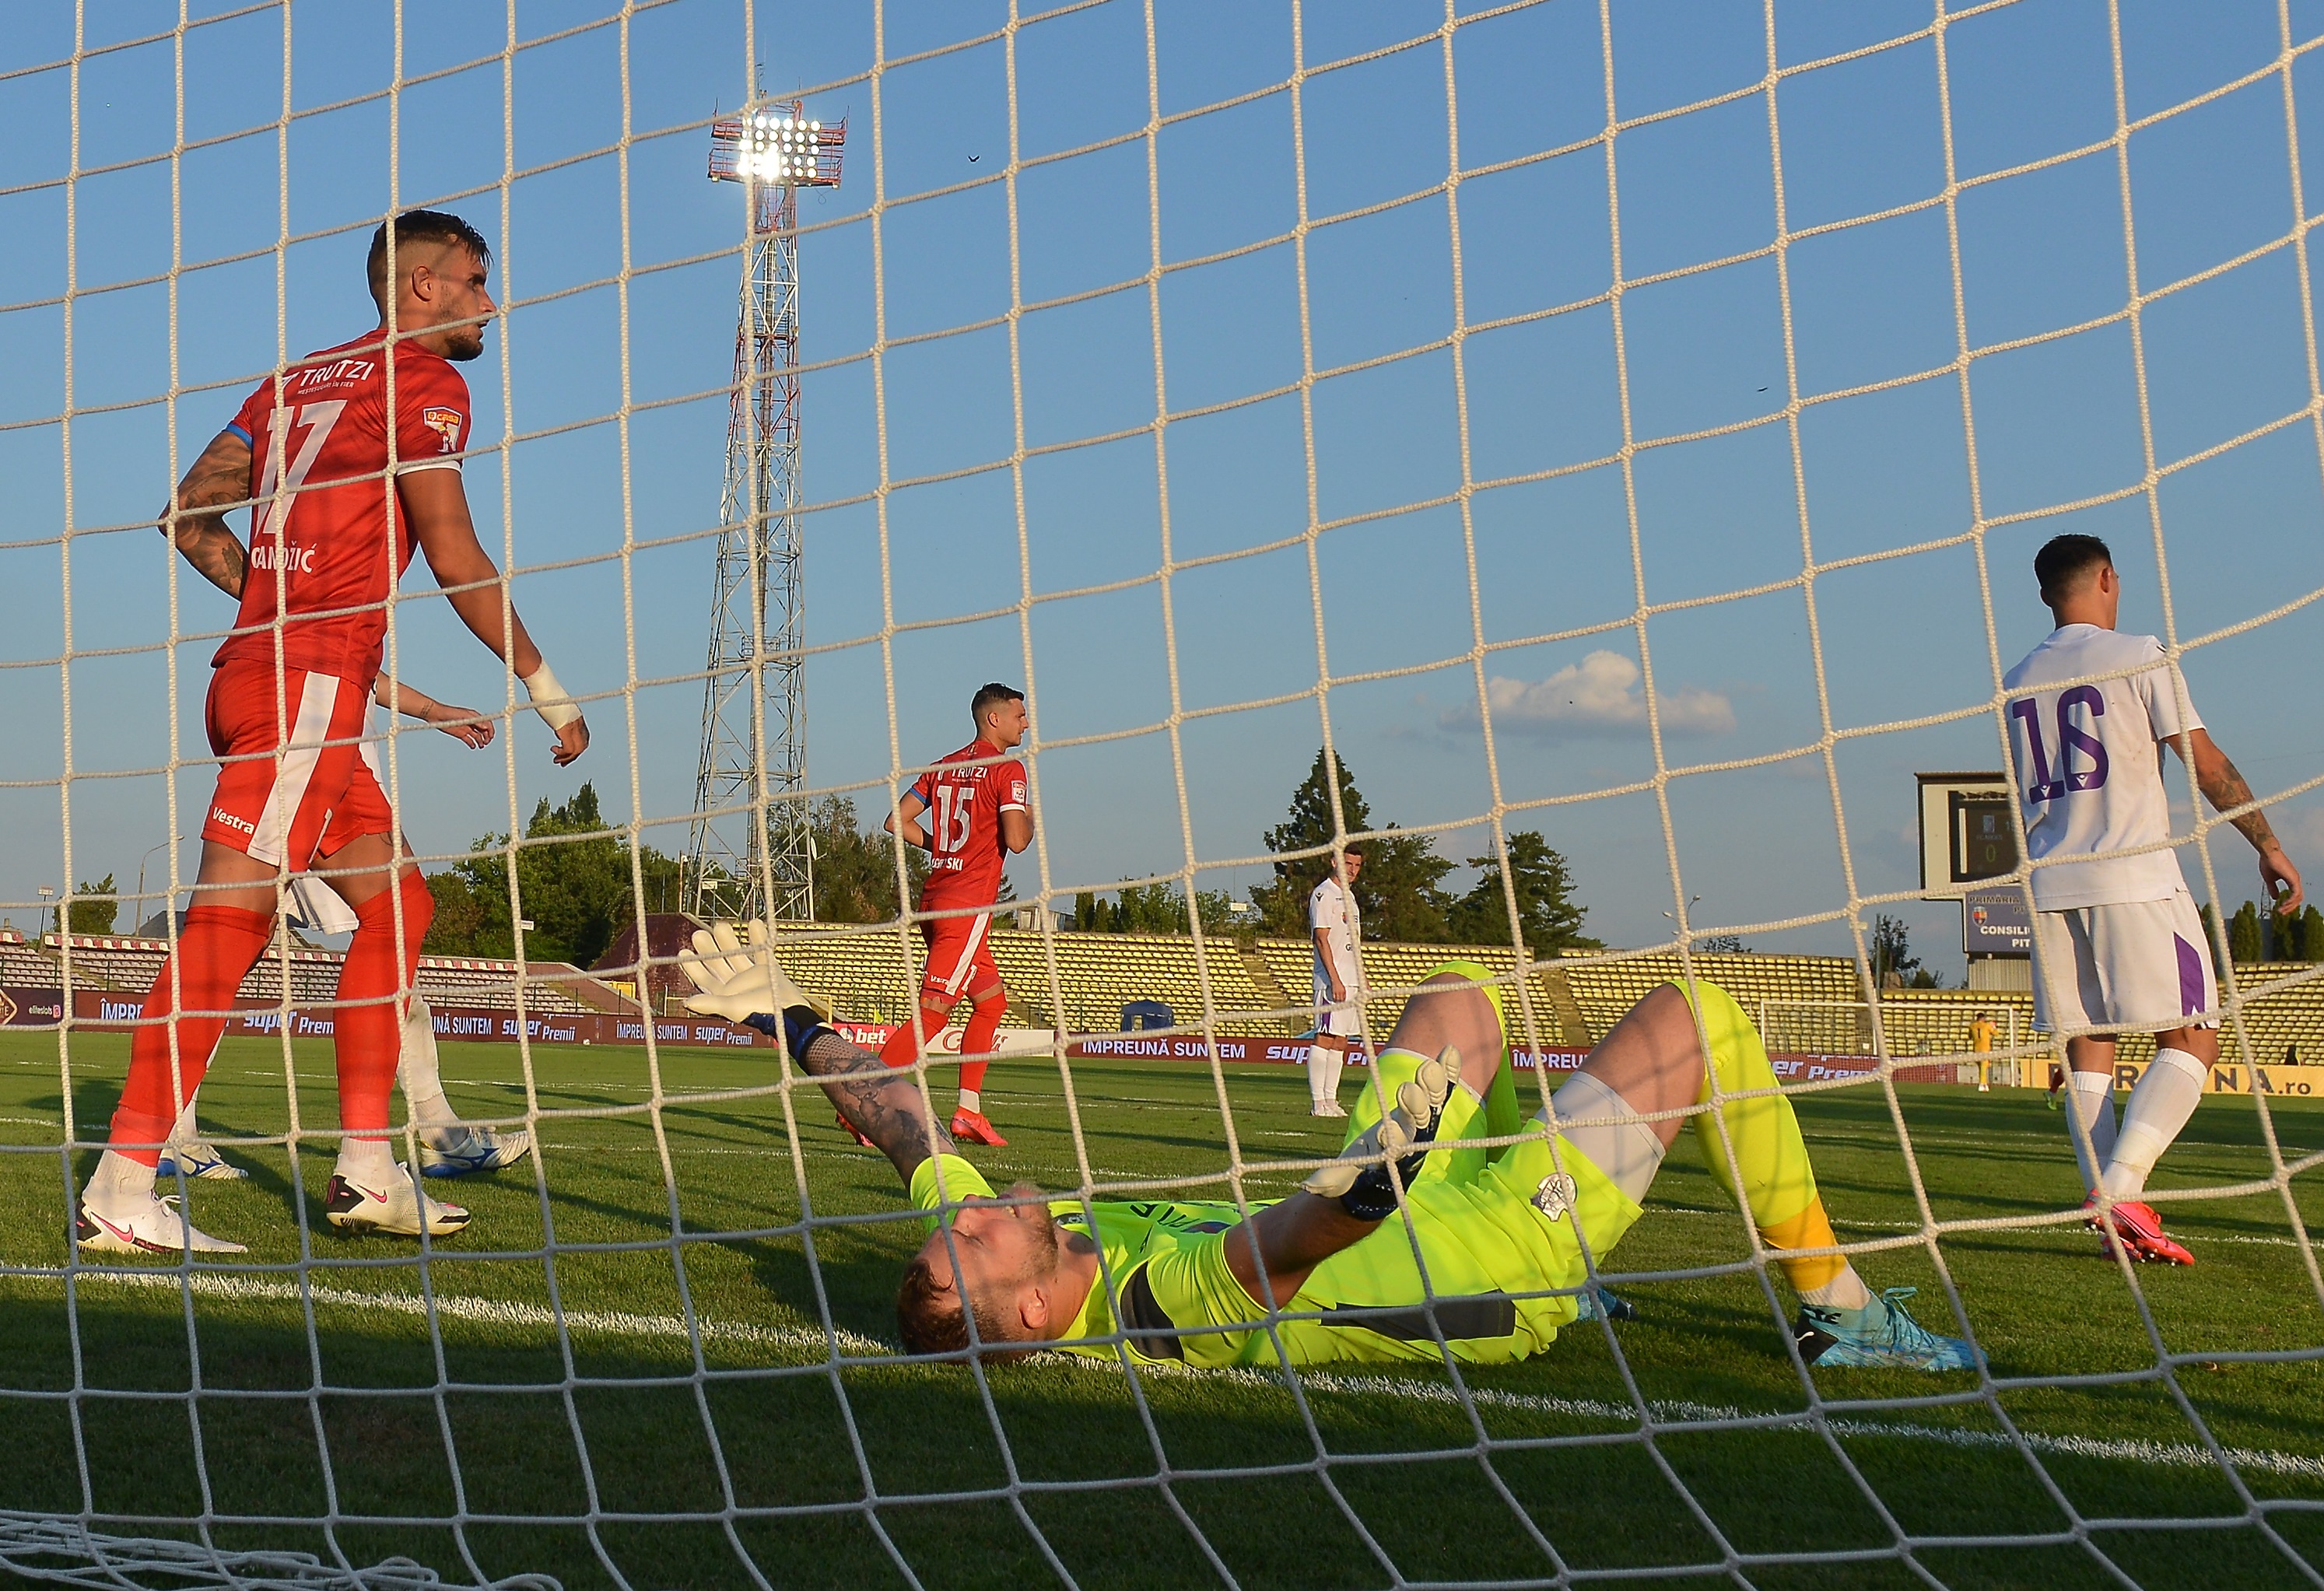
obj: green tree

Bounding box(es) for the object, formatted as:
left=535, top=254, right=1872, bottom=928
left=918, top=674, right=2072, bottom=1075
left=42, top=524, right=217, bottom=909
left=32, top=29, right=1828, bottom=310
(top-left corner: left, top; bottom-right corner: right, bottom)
left=428, top=783, right=683, bottom=966
left=1077, top=882, right=1250, bottom=938
left=1252, top=748, right=1453, bottom=942
left=808, top=794, right=927, bottom=923
left=1445, top=832, right=1601, bottom=955
left=68, top=875, right=118, bottom=936
left=2304, top=906, right=2324, bottom=963
left=2229, top=900, right=2263, bottom=964
left=1869, top=914, right=1919, bottom=985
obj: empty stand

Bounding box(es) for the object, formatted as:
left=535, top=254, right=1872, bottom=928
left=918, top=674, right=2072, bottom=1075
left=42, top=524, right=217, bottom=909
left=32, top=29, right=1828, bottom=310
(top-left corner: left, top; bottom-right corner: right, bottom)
left=42, top=935, right=600, bottom=1016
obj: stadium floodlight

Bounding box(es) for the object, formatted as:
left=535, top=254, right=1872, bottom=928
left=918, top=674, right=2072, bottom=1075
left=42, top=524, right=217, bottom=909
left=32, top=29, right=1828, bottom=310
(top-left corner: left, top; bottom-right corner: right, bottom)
left=689, top=99, right=847, bottom=923
left=706, top=107, right=844, bottom=189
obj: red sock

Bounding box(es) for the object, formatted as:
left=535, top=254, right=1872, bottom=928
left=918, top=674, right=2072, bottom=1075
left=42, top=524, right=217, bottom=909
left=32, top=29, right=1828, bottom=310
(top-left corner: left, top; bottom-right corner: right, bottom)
left=878, top=996, right=955, bottom=1070
left=111, top=905, right=274, bottom=1164
left=334, top=871, right=433, bottom=1136
left=959, top=982, right=1006, bottom=1094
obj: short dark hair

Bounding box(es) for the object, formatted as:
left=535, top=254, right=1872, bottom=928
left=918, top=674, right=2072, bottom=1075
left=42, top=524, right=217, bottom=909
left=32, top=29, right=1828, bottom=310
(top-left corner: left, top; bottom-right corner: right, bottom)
left=368, top=209, right=492, bottom=313
left=971, top=682, right=1025, bottom=728
left=1340, top=841, right=1366, bottom=860
left=2034, top=534, right=2112, bottom=606
left=895, top=1248, right=1032, bottom=1362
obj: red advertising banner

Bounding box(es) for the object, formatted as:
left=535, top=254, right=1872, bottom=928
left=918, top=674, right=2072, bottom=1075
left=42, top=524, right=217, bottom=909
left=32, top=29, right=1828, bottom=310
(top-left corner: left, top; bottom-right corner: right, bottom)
left=1, top=986, right=68, bottom=1027
left=18, top=993, right=1956, bottom=1081
left=61, top=990, right=776, bottom=1051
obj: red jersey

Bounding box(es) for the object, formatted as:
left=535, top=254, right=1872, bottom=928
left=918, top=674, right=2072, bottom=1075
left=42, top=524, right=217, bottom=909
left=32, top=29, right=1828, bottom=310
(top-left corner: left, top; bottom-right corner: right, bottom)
left=213, top=329, right=473, bottom=685
left=912, top=740, right=1028, bottom=913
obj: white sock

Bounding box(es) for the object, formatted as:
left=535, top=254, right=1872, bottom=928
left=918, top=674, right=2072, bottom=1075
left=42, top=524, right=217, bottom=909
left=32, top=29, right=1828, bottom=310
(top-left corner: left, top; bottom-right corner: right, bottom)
left=1799, top=1265, right=1874, bottom=1312
left=1318, top=1043, right=1346, bottom=1099
left=1309, top=1047, right=1332, bottom=1104
left=2065, top=1070, right=2118, bottom=1193
left=957, top=1088, right=981, bottom=1115
left=85, top=1148, right=158, bottom=1214
left=167, top=1092, right=201, bottom=1144
left=335, top=1136, right=397, bottom=1185
left=394, top=997, right=459, bottom=1130
left=1548, top=1072, right=1664, bottom=1204
left=2101, top=1046, right=2206, bottom=1201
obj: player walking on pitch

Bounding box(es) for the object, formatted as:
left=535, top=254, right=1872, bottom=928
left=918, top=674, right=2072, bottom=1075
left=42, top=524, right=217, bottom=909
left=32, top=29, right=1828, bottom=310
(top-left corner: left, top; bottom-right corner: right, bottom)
left=75, top=210, right=587, bottom=1256
left=1307, top=843, right=1366, bottom=1117
left=2005, top=534, right=2301, bottom=1265
left=153, top=675, right=535, bottom=1183
left=878, top=683, right=1033, bottom=1147
left=678, top=929, right=1976, bottom=1372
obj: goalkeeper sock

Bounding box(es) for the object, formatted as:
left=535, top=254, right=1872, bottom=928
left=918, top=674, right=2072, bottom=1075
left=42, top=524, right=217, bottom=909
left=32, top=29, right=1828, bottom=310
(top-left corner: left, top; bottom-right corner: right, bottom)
left=394, top=996, right=459, bottom=1129
left=1797, top=1267, right=1874, bottom=1311
left=2101, top=1046, right=2205, bottom=1200
left=1683, top=979, right=1850, bottom=1296
left=2064, top=1068, right=2119, bottom=1193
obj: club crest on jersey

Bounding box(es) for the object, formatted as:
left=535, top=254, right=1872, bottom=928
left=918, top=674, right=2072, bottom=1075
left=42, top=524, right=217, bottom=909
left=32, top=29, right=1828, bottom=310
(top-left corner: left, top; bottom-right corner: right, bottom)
left=422, top=407, right=463, bottom=453
left=1530, top=1172, right=1578, bottom=1222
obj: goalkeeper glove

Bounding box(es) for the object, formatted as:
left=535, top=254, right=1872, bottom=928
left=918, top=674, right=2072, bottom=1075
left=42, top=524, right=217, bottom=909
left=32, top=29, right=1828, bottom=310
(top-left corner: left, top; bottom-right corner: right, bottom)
left=1302, top=1048, right=1457, bottom=1221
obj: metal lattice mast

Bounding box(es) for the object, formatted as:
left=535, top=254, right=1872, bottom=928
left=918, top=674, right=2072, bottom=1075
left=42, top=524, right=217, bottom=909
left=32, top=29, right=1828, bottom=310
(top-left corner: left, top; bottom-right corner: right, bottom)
left=688, top=101, right=843, bottom=921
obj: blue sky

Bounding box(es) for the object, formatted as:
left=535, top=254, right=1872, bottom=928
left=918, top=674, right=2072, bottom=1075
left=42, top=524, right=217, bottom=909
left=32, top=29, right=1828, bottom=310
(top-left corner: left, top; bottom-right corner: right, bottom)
left=5, top=0, right=2324, bottom=975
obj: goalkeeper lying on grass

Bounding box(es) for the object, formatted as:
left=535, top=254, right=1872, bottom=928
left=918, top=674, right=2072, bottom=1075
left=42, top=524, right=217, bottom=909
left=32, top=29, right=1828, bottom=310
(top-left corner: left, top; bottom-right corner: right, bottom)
left=682, top=927, right=1976, bottom=1372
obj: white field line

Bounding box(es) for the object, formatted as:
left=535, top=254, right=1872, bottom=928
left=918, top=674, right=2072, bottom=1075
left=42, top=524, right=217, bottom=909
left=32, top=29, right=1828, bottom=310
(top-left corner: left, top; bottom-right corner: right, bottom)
left=21, top=1268, right=2324, bottom=1479
left=20, top=1266, right=888, bottom=1358
left=1297, top=1372, right=2324, bottom=1481
left=1168, top=1366, right=2324, bottom=1481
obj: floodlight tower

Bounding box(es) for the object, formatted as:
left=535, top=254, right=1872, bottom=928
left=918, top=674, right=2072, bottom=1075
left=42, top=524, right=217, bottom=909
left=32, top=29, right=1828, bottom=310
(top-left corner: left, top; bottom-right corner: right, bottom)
left=688, top=101, right=843, bottom=922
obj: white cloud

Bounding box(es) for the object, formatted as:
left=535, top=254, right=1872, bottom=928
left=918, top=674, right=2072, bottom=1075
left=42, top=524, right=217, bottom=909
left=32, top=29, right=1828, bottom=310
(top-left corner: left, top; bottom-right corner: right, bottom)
left=1442, top=650, right=1737, bottom=740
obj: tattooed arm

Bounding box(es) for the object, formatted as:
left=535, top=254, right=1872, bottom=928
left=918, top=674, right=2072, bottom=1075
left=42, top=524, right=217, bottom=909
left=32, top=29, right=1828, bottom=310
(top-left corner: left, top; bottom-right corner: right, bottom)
left=161, top=429, right=254, bottom=598
left=794, top=1028, right=957, bottom=1181
left=2172, top=727, right=2305, bottom=913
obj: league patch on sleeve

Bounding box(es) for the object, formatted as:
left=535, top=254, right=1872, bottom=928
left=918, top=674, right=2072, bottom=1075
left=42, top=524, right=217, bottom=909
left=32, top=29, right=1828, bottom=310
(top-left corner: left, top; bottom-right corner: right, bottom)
left=422, top=407, right=464, bottom=453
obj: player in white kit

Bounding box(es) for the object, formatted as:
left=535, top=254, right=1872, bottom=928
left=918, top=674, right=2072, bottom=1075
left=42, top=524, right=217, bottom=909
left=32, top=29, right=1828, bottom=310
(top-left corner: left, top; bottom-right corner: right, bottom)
left=2004, top=534, right=2302, bottom=1264
left=1307, top=845, right=1367, bottom=1118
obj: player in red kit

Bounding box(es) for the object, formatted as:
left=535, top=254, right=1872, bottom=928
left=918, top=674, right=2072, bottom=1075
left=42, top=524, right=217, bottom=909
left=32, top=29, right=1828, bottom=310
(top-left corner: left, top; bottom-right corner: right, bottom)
left=878, top=684, right=1034, bottom=1147
left=75, top=211, right=590, bottom=1257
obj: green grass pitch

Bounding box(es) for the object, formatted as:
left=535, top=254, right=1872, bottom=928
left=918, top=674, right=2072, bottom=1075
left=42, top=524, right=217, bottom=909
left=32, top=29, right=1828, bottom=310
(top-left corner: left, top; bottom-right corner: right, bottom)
left=1, top=1028, right=2320, bottom=1589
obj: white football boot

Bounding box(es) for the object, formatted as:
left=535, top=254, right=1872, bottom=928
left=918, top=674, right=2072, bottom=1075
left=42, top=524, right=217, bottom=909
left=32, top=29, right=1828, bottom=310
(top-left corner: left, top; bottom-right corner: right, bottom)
left=324, top=1164, right=471, bottom=1237
left=417, top=1124, right=533, bottom=1179
left=156, top=1140, right=250, bottom=1181
left=75, top=1193, right=247, bottom=1256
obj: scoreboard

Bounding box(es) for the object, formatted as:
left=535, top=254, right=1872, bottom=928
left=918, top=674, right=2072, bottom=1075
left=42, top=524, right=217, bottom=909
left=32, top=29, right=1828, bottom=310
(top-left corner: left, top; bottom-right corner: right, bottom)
left=1916, top=773, right=2031, bottom=957
left=1916, top=772, right=2016, bottom=891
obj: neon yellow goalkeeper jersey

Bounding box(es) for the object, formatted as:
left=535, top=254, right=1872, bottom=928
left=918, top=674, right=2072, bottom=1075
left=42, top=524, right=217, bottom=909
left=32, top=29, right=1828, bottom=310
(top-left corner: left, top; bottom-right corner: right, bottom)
left=906, top=1110, right=1640, bottom=1370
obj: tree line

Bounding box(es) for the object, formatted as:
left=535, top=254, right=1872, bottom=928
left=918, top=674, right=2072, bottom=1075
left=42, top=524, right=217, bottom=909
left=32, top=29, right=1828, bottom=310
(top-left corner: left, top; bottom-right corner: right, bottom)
left=40, top=749, right=1607, bottom=965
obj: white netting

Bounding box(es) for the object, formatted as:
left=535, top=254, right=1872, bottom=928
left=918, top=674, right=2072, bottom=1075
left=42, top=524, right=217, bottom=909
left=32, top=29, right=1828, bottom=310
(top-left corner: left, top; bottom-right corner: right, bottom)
left=5, top=1, right=2323, bottom=1586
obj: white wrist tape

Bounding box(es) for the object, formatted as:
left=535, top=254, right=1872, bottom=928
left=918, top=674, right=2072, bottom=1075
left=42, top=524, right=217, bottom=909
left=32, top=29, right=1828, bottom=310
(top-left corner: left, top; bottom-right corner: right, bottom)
left=521, top=661, right=583, bottom=732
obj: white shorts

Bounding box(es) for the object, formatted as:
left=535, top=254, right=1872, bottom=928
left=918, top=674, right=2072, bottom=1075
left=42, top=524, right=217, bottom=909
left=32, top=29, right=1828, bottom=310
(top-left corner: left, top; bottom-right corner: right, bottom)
left=1313, top=972, right=1366, bottom=1039
left=2031, top=888, right=2217, bottom=1036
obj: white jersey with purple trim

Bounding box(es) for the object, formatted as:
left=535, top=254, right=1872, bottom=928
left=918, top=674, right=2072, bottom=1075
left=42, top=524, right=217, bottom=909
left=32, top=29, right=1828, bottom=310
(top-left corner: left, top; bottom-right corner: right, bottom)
left=2002, top=624, right=2201, bottom=911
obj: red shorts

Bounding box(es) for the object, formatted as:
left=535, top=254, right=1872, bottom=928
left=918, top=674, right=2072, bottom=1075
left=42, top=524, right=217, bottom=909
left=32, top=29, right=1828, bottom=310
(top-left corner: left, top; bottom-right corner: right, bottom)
left=919, top=913, right=1001, bottom=1001
left=200, top=661, right=392, bottom=868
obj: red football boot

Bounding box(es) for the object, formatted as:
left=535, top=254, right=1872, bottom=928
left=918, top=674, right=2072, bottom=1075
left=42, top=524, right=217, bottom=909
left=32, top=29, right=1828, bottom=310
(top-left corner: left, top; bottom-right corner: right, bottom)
left=836, top=1110, right=876, bottom=1149
left=949, top=1108, right=1009, bottom=1147
left=2084, top=1193, right=2195, bottom=1266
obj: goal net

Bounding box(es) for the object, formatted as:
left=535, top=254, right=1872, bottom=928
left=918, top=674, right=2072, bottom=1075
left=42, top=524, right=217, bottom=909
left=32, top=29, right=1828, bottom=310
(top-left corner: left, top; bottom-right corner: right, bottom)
left=5, top=2, right=2322, bottom=1586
